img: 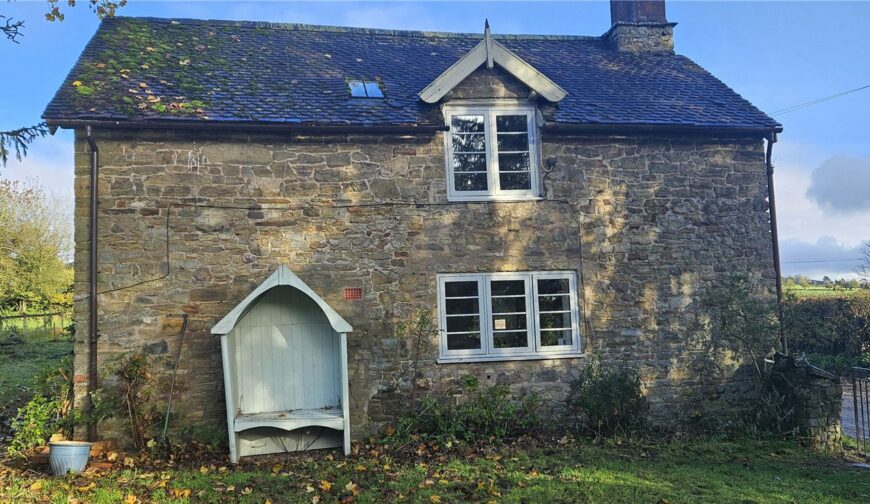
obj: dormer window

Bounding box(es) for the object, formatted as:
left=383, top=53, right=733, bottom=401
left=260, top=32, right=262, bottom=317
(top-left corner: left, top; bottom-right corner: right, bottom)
left=444, top=103, right=539, bottom=201
left=348, top=79, right=384, bottom=98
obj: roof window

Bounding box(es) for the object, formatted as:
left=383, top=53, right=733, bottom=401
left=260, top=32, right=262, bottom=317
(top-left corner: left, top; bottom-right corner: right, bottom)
left=348, top=79, right=384, bottom=98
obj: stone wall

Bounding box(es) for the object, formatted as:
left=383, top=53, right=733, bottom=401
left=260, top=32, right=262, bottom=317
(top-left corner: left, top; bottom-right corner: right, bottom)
left=70, top=125, right=776, bottom=443
left=772, top=354, right=843, bottom=452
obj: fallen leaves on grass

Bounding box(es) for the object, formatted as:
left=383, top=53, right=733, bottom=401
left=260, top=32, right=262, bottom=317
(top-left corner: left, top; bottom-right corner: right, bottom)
left=169, top=488, right=191, bottom=498
left=345, top=481, right=361, bottom=495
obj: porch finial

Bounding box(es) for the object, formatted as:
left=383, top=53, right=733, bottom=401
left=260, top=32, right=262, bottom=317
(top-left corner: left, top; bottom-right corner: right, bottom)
left=484, top=19, right=494, bottom=69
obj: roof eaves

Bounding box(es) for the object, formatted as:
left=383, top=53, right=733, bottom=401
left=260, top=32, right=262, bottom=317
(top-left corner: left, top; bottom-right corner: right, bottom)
left=43, top=117, right=449, bottom=134
left=542, top=121, right=782, bottom=138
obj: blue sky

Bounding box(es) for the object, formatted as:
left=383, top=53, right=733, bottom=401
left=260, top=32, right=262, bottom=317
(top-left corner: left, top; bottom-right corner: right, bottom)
left=2, top=1, right=869, bottom=279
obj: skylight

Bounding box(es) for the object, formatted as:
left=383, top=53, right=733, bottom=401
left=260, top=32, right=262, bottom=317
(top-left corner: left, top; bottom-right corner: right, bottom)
left=348, top=80, right=384, bottom=98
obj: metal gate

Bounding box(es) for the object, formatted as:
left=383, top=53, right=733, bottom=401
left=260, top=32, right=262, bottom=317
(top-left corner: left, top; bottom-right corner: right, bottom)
left=852, top=368, right=870, bottom=455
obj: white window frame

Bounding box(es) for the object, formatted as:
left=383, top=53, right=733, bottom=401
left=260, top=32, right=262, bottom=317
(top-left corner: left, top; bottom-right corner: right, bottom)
left=437, top=271, right=582, bottom=363
left=443, top=101, right=541, bottom=202
left=436, top=274, right=488, bottom=359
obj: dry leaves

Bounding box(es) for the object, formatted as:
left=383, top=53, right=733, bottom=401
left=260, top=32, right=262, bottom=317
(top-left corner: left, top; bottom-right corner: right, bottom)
left=345, top=481, right=362, bottom=495
left=169, top=488, right=191, bottom=498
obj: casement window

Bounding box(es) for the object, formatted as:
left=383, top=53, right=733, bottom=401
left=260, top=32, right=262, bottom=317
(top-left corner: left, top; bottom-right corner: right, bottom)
left=444, top=104, right=540, bottom=201
left=436, top=272, right=581, bottom=363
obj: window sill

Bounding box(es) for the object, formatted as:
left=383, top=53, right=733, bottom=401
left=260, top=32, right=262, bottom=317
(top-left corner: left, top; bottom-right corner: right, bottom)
left=437, top=352, right=584, bottom=364
left=446, top=196, right=545, bottom=203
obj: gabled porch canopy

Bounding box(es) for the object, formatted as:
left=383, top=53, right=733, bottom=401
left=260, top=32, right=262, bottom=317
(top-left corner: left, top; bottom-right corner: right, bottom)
left=418, top=21, right=568, bottom=104
left=212, top=265, right=352, bottom=335
left=212, top=265, right=353, bottom=463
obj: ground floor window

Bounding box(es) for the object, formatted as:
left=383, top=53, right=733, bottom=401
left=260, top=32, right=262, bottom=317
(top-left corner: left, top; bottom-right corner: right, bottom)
left=436, top=271, right=581, bottom=362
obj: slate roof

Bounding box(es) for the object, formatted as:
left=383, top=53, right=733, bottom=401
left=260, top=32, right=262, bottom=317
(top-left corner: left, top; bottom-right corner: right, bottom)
left=43, top=16, right=781, bottom=133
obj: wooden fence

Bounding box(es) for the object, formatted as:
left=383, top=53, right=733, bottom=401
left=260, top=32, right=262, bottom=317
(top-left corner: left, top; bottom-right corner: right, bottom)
left=0, top=311, right=71, bottom=340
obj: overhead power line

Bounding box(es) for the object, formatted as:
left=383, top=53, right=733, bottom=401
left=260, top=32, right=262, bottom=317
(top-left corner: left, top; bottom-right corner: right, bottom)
left=781, top=258, right=862, bottom=264
left=770, top=84, right=870, bottom=116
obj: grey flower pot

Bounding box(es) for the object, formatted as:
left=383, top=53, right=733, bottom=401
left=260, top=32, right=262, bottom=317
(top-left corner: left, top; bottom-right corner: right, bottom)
left=48, top=441, right=92, bottom=475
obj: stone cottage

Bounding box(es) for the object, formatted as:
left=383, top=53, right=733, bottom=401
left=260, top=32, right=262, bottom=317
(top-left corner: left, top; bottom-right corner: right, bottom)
left=44, top=0, right=783, bottom=452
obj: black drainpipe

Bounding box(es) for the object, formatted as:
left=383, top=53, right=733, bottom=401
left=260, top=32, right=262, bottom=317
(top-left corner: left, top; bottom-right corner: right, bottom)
left=765, top=131, right=787, bottom=354
left=84, top=126, right=99, bottom=442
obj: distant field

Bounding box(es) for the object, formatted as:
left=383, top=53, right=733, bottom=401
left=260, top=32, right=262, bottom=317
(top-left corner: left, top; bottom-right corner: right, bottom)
left=784, top=285, right=870, bottom=299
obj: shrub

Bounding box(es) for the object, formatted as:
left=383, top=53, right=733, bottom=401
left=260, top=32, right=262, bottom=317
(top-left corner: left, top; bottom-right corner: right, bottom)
left=784, top=295, right=870, bottom=358
left=391, top=376, right=540, bottom=444
left=7, top=356, right=113, bottom=457
left=804, top=352, right=870, bottom=375
left=565, top=356, right=648, bottom=437
left=704, top=276, right=853, bottom=435
left=7, top=394, right=56, bottom=457
left=111, top=352, right=160, bottom=450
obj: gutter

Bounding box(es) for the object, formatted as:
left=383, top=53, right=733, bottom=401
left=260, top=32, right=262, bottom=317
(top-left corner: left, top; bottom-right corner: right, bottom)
left=84, top=126, right=99, bottom=442
left=44, top=118, right=784, bottom=139
left=765, top=131, right=787, bottom=354
left=45, top=119, right=449, bottom=134
left=542, top=122, right=782, bottom=138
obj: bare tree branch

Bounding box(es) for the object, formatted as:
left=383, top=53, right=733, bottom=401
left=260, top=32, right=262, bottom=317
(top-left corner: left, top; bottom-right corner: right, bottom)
left=858, top=240, right=870, bottom=279
left=0, top=123, right=50, bottom=167
left=1, top=15, right=25, bottom=43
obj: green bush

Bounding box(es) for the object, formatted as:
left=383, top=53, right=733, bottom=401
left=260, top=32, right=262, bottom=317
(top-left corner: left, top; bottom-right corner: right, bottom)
left=7, top=394, right=56, bottom=457
left=390, top=376, right=540, bottom=444
left=7, top=355, right=115, bottom=458
left=565, top=356, right=648, bottom=437
left=784, top=295, right=870, bottom=357
left=803, top=352, right=870, bottom=375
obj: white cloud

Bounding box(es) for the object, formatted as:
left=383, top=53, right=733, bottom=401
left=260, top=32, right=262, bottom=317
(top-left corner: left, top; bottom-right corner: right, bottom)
left=806, top=156, right=870, bottom=214
left=774, top=141, right=870, bottom=249
left=2, top=133, right=75, bottom=199
left=1, top=133, right=75, bottom=246
left=772, top=139, right=870, bottom=279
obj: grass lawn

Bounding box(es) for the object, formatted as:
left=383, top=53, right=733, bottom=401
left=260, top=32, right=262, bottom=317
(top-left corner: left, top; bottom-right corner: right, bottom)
left=0, top=436, right=867, bottom=503
left=1, top=316, right=867, bottom=503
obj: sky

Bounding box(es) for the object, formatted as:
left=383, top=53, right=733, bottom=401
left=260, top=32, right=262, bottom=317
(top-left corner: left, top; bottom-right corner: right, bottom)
left=1, top=0, right=869, bottom=279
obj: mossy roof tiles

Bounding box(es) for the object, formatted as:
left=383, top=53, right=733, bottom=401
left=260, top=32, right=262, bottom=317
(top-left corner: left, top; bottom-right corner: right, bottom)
left=44, top=17, right=781, bottom=132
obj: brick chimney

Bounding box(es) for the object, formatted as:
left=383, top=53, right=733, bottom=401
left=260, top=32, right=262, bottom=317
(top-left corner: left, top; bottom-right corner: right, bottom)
left=606, top=0, right=676, bottom=53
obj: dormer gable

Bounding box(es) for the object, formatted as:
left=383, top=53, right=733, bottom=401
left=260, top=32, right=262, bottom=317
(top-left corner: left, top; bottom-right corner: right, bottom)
left=418, top=21, right=568, bottom=104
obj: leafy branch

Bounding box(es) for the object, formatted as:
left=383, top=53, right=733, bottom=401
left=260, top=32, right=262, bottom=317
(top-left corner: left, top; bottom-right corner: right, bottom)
left=46, top=0, right=128, bottom=22
left=1, top=2, right=128, bottom=171
left=0, top=123, right=50, bottom=167
left=1, top=15, right=24, bottom=43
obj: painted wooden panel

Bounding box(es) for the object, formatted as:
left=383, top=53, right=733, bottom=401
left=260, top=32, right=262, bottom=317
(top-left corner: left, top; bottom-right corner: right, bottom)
left=232, top=286, right=341, bottom=414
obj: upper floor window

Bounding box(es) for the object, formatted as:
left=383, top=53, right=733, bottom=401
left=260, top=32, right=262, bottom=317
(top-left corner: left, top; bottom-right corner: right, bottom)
left=444, top=104, right=540, bottom=201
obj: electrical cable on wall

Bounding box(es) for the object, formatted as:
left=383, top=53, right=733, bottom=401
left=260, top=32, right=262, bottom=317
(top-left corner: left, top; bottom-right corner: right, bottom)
left=95, top=196, right=596, bottom=346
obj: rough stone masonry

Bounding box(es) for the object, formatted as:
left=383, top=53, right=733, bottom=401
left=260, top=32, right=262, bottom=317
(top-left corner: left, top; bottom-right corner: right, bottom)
left=70, top=116, right=777, bottom=443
